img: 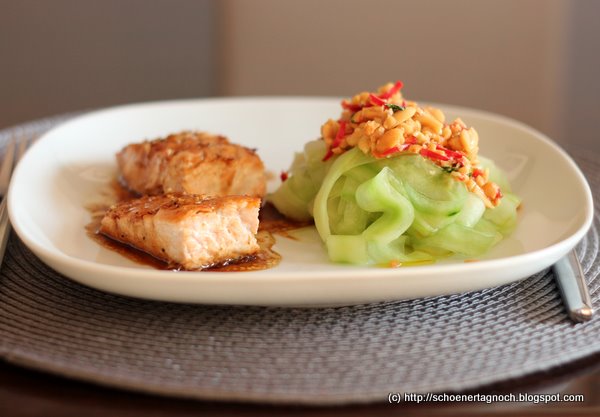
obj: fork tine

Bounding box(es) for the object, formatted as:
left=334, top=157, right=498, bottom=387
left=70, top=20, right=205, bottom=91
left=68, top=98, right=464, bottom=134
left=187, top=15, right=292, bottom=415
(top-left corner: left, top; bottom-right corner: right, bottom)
left=0, top=139, right=16, bottom=196
left=0, top=135, right=33, bottom=269
left=16, top=138, right=28, bottom=161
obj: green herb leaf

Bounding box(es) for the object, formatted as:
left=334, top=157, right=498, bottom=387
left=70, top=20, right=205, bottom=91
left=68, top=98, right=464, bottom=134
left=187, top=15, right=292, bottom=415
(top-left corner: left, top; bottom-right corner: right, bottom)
left=442, top=165, right=459, bottom=174
left=385, top=103, right=405, bottom=112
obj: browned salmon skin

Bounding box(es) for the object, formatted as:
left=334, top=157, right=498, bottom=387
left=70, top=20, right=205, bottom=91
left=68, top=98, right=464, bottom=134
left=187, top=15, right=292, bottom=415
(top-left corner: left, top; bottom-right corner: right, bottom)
left=116, top=131, right=266, bottom=197
left=99, top=193, right=261, bottom=270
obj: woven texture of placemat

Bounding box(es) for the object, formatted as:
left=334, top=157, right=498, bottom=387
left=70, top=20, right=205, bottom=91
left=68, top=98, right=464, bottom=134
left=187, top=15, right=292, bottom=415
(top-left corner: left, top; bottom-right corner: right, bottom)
left=0, top=116, right=599, bottom=405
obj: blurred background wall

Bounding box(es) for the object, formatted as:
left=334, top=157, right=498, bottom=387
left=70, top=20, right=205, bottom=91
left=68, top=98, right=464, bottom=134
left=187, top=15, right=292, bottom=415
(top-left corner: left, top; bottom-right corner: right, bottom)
left=1, top=0, right=598, bottom=150
left=0, top=0, right=218, bottom=125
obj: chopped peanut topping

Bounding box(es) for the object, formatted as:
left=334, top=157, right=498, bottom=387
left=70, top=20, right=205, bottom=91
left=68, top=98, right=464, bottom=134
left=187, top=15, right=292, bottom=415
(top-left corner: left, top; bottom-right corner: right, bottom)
left=321, top=81, right=503, bottom=207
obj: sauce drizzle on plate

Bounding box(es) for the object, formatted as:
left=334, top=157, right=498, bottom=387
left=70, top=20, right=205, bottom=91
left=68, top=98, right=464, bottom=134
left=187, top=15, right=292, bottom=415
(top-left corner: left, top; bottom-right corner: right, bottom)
left=85, top=180, right=309, bottom=272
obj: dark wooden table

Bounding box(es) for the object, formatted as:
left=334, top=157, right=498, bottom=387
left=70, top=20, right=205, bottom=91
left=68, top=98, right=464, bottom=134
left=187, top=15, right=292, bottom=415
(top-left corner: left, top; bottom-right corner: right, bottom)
left=1, top=352, right=599, bottom=416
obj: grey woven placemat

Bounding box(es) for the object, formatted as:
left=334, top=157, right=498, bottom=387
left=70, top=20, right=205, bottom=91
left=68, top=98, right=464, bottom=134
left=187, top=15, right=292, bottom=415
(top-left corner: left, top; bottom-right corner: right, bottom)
left=0, top=116, right=599, bottom=405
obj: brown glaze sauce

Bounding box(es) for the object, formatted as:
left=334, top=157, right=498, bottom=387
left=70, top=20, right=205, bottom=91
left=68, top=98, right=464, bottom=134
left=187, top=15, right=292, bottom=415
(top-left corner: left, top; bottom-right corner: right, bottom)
left=85, top=180, right=310, bottom=272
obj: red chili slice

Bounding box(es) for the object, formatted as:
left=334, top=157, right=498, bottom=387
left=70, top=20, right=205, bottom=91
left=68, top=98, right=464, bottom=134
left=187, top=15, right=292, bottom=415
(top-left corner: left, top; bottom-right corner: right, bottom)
left=445, top=149, right=465, bottom=160
left=436, top=144, right=464, bottom=159
left=280, top=171, right=288, bottom=182
left=369, top=93, right=387, bottom=106
left=379, top=81, right=404, bottom=99
left=323, top=121, right=348, bottom=162
left=374, top=146, right=400, bottom=158
left=342, top=81, right=404, bottom=112
left=420, top=148, right=450, bottom=161
left=472, top=168, right=484, bottom=178
left=341, top=100, right=363, bottom=112
left=332, top=121, right=347, bottom=147
left=405, top=136, right=418, bottom=145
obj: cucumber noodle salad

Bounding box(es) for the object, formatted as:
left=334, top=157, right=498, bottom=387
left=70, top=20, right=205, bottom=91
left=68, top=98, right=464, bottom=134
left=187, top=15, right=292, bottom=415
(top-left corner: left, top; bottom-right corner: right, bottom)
left=269, top=82, right=520, bottom=266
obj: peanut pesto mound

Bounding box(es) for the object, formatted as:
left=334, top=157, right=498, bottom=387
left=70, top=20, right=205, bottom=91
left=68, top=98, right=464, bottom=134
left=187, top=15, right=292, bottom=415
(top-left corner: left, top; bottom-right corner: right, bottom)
left=322, top=81, right=501, bottom=208
left=269, top=82, right=520, bottom=266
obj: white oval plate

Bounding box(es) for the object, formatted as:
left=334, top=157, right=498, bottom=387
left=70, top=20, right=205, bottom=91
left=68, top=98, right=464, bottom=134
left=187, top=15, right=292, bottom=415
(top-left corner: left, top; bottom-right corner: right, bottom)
left=8, top=98, right=594, bottom=306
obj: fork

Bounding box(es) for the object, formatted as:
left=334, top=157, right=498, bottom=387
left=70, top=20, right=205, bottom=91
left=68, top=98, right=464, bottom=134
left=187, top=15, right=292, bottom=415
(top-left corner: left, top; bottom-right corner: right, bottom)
left=0, top=138, right=28, bottom=267
left=553, top=250, right=595, bottom=322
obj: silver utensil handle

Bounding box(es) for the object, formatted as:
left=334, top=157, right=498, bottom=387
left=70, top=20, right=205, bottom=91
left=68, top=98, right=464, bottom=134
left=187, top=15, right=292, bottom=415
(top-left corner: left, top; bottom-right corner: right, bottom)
left=553, top=251, right=594, bottom=322
left=0, top=198, right=10, bottom=268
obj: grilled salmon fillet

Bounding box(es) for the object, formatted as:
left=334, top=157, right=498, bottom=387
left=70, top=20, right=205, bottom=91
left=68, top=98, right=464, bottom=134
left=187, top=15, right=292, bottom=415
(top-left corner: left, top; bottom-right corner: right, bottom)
left=99, top=193, right=261, bottom=270
left=117, top=131, right=266, bottom=197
